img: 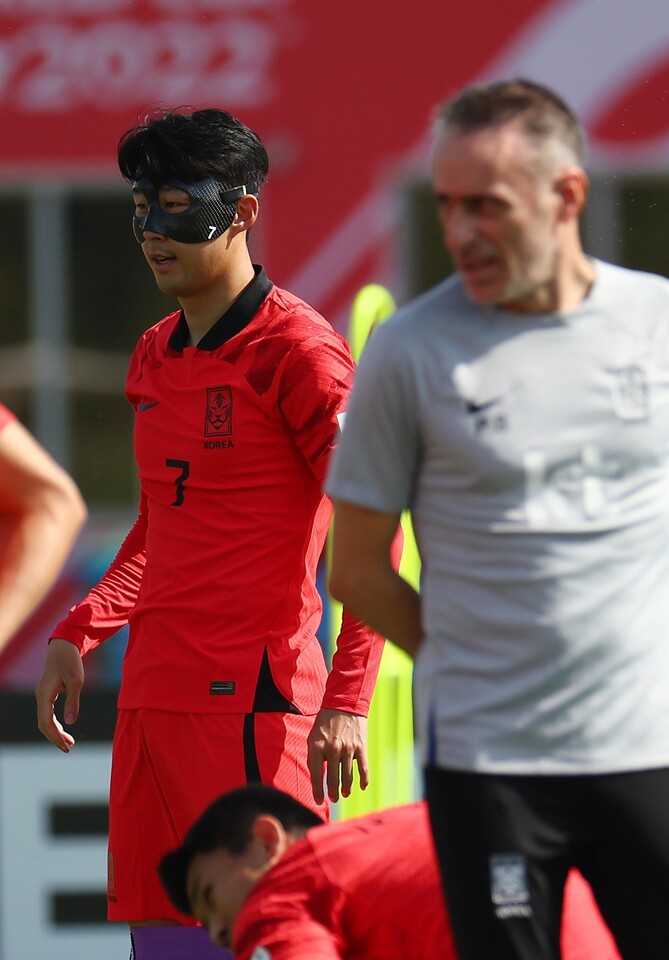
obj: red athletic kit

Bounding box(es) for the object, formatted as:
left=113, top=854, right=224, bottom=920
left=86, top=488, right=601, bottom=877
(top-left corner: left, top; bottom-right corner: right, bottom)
left=234, top=802, right=621, bottom=960
left=0, top=403, right=14, bottom=431
left=50, top=267, right=383, bottom=920
left=52, top=267, right=379, bottom=716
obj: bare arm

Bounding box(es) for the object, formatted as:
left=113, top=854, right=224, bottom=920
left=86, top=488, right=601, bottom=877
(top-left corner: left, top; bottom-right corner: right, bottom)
left=308, top=522, right=406, bottom=805
left=328, top=501, right=422, bottom=659
left=0, top=418, right=86, bottom=652
left=309, top=501, right=420, bottom=801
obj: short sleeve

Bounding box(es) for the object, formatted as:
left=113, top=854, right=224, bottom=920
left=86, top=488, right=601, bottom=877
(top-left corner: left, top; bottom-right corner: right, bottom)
left=326, top=320, right=419, bottom=514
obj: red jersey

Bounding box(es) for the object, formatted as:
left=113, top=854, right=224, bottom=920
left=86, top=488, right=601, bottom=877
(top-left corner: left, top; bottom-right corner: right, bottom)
left=234, top=802, right=621, bottom=960
left=52, top=267, right=382, bottom=714
left=0, top=403, right=15, bottom=431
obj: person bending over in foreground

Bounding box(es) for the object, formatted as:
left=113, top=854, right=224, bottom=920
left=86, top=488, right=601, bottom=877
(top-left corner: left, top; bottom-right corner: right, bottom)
left=159, top=784, right=621, bottom=960
left=35, top=108, right=383, bottom=960
left=0, top=403, right=86, bottom=652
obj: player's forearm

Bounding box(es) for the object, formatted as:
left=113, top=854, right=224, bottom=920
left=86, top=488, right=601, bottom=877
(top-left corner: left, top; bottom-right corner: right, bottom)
left=0, top=486, right=86, bottom=651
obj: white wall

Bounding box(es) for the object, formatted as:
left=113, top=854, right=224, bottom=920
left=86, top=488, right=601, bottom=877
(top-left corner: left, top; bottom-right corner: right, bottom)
left=0, top=745, right=128, bottom=960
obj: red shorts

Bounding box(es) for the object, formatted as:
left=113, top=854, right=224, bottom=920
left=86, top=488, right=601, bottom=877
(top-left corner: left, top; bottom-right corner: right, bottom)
left=107, top=708, right=328, bottom=922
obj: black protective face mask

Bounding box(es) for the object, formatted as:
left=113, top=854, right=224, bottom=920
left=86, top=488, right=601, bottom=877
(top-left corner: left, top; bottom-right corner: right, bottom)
left=131, top=176, right=258, bottom=244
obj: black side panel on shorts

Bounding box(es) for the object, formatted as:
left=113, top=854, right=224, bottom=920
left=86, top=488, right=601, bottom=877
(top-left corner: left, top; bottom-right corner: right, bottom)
left=243, top=713, right=262, bottom=783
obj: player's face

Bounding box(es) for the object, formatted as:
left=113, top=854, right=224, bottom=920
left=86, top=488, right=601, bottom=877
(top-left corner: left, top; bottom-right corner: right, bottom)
left=133, top=185, right=236, bottom=300
left=187, top=845, right=271, bottom=948
left=431, top=122, right=563, bottom=312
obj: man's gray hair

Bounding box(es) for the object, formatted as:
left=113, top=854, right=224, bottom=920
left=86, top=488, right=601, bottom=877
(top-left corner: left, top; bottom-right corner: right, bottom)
left=434, top=78, right=587, bottom=172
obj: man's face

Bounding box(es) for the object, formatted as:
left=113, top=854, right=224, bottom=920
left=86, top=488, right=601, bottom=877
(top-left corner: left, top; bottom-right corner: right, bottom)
left=132, top=184, right=235, bottom=299
left=186, top=844, right=270, bottom=948
left=431, top=121, right=563, bottom=312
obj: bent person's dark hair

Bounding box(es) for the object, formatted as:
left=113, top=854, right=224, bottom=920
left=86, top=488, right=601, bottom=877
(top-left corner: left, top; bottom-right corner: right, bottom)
left=159, top=784, right=324, bottom=916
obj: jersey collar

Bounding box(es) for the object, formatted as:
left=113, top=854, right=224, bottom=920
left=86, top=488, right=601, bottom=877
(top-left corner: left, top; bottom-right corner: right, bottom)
left=168, top=264, right=273, bottom=351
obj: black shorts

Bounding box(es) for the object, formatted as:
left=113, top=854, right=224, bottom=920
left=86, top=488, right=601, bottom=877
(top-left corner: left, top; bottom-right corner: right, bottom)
left=424, top=764, right=669, bottom=960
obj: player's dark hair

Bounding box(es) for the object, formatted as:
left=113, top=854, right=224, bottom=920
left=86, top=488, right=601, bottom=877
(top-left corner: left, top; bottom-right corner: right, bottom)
left=117, top=107, right=269, bottom=189
left=435, top=78, right=586, bottom=166
left=158, top=785, right=324, bottom=916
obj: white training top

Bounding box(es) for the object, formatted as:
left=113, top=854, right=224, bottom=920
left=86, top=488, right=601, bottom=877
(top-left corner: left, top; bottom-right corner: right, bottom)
left=327, top=259, right=669, bottom=774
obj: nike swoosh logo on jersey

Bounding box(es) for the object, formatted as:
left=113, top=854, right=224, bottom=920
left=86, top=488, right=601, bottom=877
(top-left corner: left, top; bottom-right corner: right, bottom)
left=138, top=400, right=160, bottom=412
left=465, top=397, right=502, bottom=415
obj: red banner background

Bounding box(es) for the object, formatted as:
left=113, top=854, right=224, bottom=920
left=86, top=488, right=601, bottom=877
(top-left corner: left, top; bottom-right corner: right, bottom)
left=1, top=0, right=667, bottom=319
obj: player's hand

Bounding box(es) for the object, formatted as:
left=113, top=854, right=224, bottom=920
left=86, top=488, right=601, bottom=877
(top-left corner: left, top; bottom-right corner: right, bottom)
left=307, top=708, right=369, bottom=804
left=35, top=638, right=85, bottom=752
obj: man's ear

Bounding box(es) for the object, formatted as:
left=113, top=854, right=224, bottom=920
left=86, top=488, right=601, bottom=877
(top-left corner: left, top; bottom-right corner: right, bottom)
left=555, top=167, right=589, bottom=223
left=251, top=815, right=290, bottom=866
left=231, top=194, right=259, bottom=235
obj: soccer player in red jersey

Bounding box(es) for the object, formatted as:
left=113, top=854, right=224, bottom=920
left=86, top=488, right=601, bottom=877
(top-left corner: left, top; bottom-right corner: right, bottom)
left=159, top=785, right=622, bottom=960
left=0, top=403, right=86, bottom=652
left=34, top=109, right=384, bottom=959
